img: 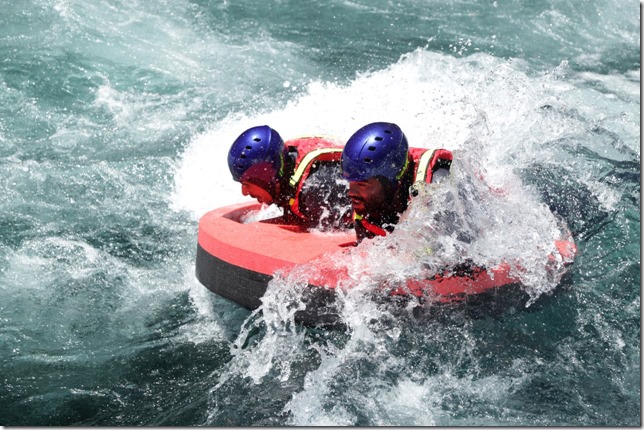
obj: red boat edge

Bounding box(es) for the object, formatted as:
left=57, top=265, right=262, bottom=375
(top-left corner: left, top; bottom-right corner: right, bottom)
left=195, top=202, right=354, bottom=314
left=195, top=202, right=577, bottom=325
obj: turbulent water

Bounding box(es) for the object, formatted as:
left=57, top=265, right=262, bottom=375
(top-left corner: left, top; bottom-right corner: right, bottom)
left=0, top=0, right=640, bottom=426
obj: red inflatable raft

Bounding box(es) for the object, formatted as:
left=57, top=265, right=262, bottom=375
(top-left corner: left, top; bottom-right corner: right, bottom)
left=195, top=201, right=577, bottom=325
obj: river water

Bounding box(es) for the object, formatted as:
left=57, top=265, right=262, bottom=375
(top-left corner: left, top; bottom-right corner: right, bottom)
left=0, top=0, right=640, bottom=426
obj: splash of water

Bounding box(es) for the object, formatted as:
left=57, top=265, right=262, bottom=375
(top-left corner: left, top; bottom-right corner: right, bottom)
left=184, top=48, right=635, bottom=425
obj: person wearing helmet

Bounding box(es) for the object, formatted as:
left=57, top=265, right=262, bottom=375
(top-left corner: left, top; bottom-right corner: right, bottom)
left=228, top=125, right=351, bottom=230
left=341, top=122, right=453, bottom=243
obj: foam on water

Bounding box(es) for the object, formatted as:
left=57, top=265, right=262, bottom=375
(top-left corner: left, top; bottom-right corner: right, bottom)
left=173, top=47, right=639, bottom=220
left=174, top=51, right=521, bottom=214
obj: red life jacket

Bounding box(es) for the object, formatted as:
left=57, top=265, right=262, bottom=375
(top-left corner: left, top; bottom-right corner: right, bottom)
left=284, top=137, right=345, bottom=221
left=409, top=147, right=453, bottom=185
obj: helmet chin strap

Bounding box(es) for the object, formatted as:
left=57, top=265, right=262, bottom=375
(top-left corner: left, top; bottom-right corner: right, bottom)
left=396, top=153, right=410, bottom=180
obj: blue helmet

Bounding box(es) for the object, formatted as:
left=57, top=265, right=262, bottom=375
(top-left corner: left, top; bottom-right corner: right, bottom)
left=341, top=122, right=409, bottom=183
left=227, top=125, right=285, bottom=183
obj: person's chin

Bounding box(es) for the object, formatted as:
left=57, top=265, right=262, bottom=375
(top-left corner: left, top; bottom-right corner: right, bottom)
left=351, top=204, right=366, bottom=215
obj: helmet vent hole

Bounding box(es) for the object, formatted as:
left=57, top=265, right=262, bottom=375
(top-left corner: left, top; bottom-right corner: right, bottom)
left=368, top=145, right=376, bottom=151
left=364, top=158, right=373, bottom=163
left=245, top=145, right=252, bottom=149
left=374, top=137, right=383, bottom=141
left=384, top=129, right=392, bottom=134
left=240, top=154, right=246, bottom=159
left=253, top=138, right=261, bottom=142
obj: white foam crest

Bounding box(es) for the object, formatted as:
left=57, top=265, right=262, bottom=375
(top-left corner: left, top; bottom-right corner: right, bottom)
left=205, top=270, right=314, bottom=391
left=170, top=113, right=261, bottom=218
left=283, top=320, right=406, bottom=425
left=286, top=348, right=532, bottom=426
left=172, top=50, right=516, bottom=218
left=574, top=297, right=628, bottom=353
left=174, top=48, right=635, bottom=220
left=381, top=371, right=528, bottom=426
left=93, top=83, right=190, bottom=136
left=578, top=170, right=622, bottom=212
left=178, top=264, right=228, bottom=344
left=4, top=237, right=103, bottom=286
left=207, top=262, right=402, bottom=409
left=372, top=153, right=567, bottom=303
left=0, top=235, right=191, bottom=346
left=51, top=0, right=222, bottom=79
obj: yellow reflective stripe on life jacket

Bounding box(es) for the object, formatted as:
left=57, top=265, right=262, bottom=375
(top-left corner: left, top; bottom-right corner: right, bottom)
left=414, top=149, right=436, bottom=184
left=353, top=211, right=387, bottom=237
left=289, top=148, right=343, bottom=187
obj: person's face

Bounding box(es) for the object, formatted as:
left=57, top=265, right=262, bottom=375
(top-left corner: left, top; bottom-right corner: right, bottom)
left=347, top=177, right=387, bottom=216
left=241, top=182, right=274, bottom=205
